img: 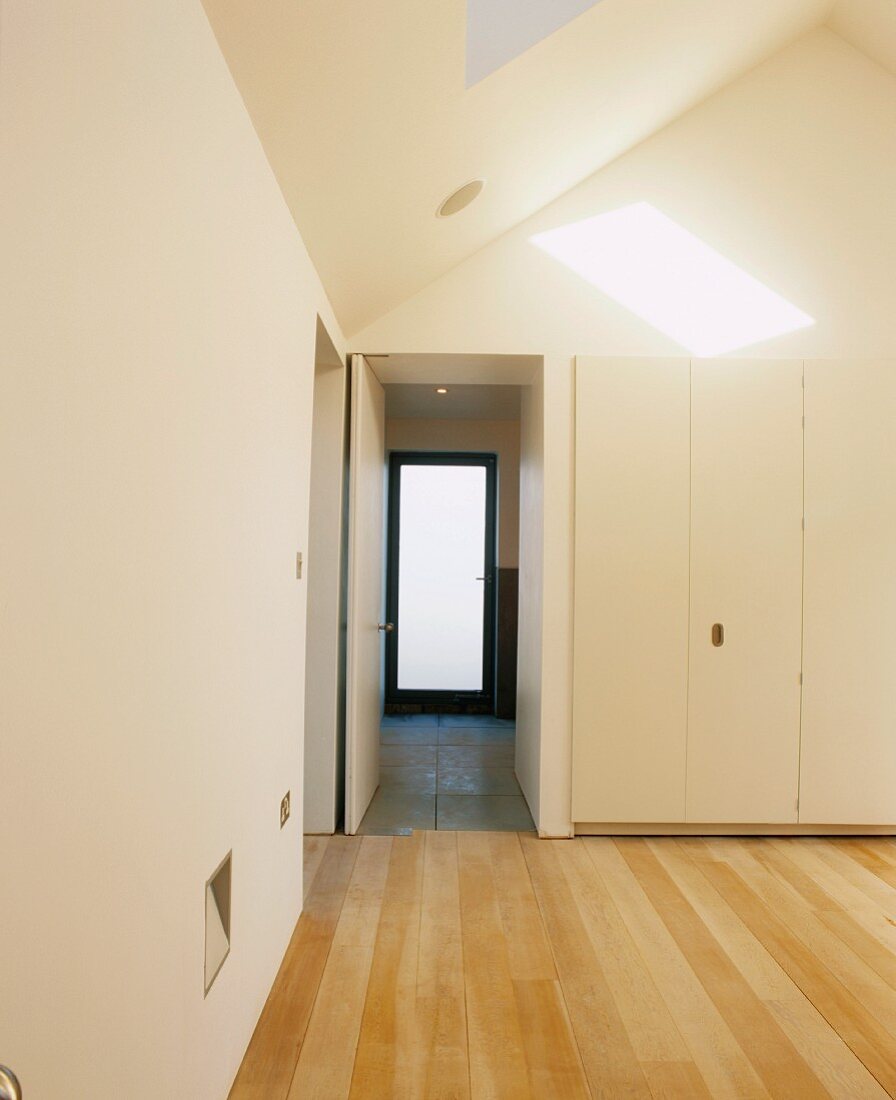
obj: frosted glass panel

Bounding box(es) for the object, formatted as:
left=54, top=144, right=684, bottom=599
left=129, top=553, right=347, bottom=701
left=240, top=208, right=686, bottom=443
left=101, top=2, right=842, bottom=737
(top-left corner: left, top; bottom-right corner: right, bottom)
left=397, top=465, right=487, bottom=690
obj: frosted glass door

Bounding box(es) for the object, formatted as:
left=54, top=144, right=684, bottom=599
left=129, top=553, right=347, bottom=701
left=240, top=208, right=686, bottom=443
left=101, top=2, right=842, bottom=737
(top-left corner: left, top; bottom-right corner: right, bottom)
left=387, top=455, right=496, bottom=697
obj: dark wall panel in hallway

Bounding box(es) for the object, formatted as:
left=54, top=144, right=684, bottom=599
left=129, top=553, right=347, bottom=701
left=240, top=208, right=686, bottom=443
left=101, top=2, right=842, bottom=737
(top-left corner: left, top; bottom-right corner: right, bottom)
left=496, top=567, right=519, bottom=720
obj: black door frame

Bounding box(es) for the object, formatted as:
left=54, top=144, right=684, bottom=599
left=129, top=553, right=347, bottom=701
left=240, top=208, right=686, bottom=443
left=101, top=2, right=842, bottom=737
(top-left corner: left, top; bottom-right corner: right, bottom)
left=385, top=451, right=498, bottom=706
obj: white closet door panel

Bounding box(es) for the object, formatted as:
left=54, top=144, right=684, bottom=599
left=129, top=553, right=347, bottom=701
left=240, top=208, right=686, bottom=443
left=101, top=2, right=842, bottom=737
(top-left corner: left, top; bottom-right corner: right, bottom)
left=687, top=359, right=803, bottom=824
left=801, top=360, right=896, bottom=824
left=572, top=358, right=690, bottom=823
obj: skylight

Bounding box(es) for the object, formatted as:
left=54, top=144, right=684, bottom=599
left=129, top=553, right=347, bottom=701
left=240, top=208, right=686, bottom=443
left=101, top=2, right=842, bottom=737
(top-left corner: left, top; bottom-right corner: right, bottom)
left=466, top=0, right=604, bottom=87
left=530, top=202, right=814, bottom=357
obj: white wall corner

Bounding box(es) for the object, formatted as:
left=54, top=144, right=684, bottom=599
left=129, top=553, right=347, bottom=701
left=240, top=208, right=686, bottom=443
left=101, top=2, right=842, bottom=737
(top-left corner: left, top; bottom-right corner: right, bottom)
left=537, top=356, right=576, bottom=837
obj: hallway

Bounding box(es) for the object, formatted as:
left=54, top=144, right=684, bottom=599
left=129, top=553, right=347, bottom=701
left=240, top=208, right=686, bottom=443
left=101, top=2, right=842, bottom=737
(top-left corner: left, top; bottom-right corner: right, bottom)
left=230, top=832, right=896, bottom=1099
left=358, top=714, right=533, bottom=834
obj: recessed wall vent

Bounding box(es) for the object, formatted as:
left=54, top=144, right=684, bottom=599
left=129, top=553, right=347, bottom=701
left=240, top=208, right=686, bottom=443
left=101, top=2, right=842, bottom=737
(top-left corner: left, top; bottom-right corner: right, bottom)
left=204, top=851, right=232, bottom=995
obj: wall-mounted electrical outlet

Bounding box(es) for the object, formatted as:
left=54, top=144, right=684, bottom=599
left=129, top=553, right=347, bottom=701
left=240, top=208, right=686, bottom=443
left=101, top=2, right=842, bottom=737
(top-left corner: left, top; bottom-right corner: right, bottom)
left=280, top=790, right=291, bottom=828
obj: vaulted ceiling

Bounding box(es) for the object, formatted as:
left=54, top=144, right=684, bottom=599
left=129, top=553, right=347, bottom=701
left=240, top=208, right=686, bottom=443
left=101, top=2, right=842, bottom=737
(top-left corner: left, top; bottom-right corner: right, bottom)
left=829, top=0, right=896, bottom=77
left=203, top=0, right=881, bottom=337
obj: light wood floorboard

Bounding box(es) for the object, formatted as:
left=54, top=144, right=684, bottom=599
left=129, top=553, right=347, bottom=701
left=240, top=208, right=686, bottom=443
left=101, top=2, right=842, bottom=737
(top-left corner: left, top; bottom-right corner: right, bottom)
left=230, top=834, right=896, bottom=1099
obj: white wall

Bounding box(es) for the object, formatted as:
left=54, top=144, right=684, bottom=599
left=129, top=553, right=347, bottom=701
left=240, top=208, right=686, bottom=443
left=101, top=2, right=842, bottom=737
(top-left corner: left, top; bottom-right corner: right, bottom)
left=351, top=25, right=896, bottom=836
left=538, top=358, right=575, bottom=836
left=304, top=323, right=349, bottom=834
left=514, top=361, right=575, bottom=836
left=515, top=371, right=544, bottom=823
left=385, top=418, right=521, bottom=567
left=0, top=3, right=344, bottom=1098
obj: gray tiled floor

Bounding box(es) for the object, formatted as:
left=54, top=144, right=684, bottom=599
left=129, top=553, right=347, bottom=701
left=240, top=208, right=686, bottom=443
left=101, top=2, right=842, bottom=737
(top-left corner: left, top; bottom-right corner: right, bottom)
left=380, top=727, right=437, bottom=746
left=380, top=743, right=437, bottom=766
left=358, top=714, right=534, bottom=834
left=380, top=712, right=440, bottom=727
left=438, top=714, right=516, bottom=728
left=437, top=766, right=519, bottom=795
left=437, top=726, right=514, bottom=746
left=379, top=764, right=437, bottom=793
left=437, top=794, right=535, bottom=831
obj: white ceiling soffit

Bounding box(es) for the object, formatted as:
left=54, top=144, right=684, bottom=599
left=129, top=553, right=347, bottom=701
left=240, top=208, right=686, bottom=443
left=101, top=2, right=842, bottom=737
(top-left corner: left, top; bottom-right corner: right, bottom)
left=203, top=0, right=833, bottom=336
left=385, top=383, right=522, bottom=421
left=829, top=0, right=896, bottom=77
left=466, top=0, right=604, bottom=86
left=367, top=353, right=541, bottom=386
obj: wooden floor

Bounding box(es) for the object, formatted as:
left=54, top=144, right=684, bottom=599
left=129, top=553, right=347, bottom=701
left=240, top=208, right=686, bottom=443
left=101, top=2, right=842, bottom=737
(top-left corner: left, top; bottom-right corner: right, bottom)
left=229, top=832, right=896, bottom=1099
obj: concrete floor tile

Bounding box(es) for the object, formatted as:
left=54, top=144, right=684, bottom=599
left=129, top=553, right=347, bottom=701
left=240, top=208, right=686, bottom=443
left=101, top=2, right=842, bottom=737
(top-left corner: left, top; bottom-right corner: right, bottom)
left=438, top=726, right=514, bottom=746
left=379, top=765, right=437, bottom=793
left=381, top=713, right=440, bottom=727
left=358, top=788, right=435, bottom=834
left=438, top=744, right=515, bottom=768
left=436, top=794, right=534, bottom=832
left=380, top=743, right=438, bottom=766
left=381, top=727, right=439, bottom=746
left=437, top=766, right=520, bottom=796
left=438, top=714, right=516, bottom=728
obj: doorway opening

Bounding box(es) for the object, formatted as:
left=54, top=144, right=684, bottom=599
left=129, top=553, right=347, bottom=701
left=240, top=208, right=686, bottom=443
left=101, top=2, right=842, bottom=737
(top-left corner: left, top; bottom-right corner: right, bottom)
left=304, top=350, right=559, bottom=840
left=385, top=451, right=498, bottom=708
left=355, top=377, right=533, bottom=833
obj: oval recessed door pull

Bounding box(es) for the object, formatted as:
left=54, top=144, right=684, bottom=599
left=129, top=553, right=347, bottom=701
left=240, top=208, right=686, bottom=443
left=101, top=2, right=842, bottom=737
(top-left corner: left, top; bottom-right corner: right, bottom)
left=0, top=1065, right=22, bottom=1100
left=712, top=623, right=725, bottom=647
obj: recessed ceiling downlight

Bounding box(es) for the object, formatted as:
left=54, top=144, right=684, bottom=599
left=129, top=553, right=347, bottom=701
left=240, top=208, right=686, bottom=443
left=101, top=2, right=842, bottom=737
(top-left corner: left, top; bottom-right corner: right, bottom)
left=437, top=179, right=485, bottom=218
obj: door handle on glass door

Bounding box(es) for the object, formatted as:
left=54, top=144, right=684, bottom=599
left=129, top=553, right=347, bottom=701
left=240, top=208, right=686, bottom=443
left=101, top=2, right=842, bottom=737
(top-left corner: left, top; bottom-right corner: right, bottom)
left=475, top=576, right=493, bottom=584
left=378, top=622, right=394, bottom=633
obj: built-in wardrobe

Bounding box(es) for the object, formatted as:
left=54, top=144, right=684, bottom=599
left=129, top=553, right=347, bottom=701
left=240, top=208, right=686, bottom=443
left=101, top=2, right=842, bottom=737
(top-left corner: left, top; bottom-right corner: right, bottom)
left=572, top=357, right=896, bottom=831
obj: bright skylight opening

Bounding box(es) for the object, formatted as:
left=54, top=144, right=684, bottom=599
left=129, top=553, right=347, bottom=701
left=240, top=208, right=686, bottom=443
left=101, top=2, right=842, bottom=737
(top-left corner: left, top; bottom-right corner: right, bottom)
left=530, top=202, right=814, bottom=357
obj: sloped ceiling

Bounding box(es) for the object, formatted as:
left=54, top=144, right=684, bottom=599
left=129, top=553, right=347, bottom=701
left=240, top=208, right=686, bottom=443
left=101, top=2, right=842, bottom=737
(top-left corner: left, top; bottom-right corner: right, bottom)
left=351, top=28, right=896, bottom=361
left=829, top=0, right=896, bottom=77
left=203, top=0, right=834, bottom=335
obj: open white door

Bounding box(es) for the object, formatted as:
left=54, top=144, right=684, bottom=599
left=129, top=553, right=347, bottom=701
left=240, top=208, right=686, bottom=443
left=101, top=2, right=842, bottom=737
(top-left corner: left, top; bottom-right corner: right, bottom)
left=344, top=354, right=386, bottom=834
